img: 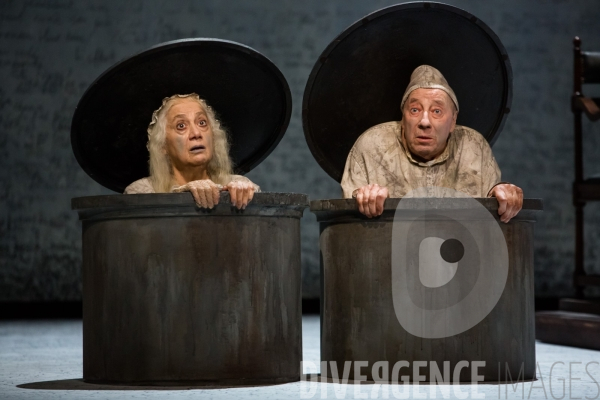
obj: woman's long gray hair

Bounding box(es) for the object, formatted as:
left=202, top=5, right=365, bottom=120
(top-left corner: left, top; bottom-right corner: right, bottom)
left=146, top=93, right=233, bottom=193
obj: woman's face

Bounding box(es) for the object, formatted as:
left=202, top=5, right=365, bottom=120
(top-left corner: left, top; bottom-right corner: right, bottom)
left=164, top=98, right=214, bottom=171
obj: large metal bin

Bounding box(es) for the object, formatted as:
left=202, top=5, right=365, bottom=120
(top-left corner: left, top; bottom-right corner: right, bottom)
left=73, top=192, right=307, bottom=385
left=311, top=198, right=542, bottom=382
left=301, top=3, right=540, bottom=383
left=70, top=38, right=304, bottom=385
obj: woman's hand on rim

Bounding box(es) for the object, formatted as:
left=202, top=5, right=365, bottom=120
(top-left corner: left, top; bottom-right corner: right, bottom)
left=225, top=181, right=256, bottom=210
left=172, top=179, right=222, bottom=209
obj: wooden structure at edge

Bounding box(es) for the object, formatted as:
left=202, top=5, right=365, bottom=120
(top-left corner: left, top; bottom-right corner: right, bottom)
left=535, top=37, right=600, bottom=351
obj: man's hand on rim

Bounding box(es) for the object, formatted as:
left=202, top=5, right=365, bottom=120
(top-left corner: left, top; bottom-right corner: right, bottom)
left=354, top=184, right=389, bottom=218
left=489, top=183, right=523, bottom=223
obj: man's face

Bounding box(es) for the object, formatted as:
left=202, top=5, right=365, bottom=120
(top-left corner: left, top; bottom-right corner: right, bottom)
left=401, top=88, right=457, bottom=162
left=164, top=98, right=214, bottom=170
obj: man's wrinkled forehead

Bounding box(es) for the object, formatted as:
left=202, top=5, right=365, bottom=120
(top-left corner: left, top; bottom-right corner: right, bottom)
left=405, top=88, right=455, bottom=109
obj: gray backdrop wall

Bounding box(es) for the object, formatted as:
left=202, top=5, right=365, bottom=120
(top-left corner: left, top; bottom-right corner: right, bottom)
left=1, top=0, right=599, bottom=301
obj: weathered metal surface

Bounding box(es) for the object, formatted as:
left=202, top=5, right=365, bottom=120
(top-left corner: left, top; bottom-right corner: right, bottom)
left=312, top=198, right=542, bottom=382
left=73, top=192, right=307, bottom=385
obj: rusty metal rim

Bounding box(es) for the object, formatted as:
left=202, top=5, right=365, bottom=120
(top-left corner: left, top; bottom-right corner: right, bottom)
left=72, top=192, right=309, bottom=210
left=310, top=198, right=543, bottom=211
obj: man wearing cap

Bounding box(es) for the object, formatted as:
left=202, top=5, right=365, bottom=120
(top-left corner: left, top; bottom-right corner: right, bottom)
left=341, top=65, right=523, bottom=222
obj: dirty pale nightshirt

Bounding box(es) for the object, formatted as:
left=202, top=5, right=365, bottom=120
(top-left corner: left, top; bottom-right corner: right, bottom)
left=340, top=122, right=501, bottom=198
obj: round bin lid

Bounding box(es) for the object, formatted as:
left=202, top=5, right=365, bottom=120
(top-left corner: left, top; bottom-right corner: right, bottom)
left=71, top=38, right=292, bottom=193
left=302, top=2, right=513, bottom=182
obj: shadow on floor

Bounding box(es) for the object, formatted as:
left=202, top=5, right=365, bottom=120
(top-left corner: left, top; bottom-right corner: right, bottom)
left=17, top=379, right=283, bottom=391
left=18, top=375, right=535, bottom=390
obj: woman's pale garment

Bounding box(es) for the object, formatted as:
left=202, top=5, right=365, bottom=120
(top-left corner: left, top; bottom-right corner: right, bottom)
left=340, top=122, right=501, bottom=198
left=124, top=175, right=260, bottom=194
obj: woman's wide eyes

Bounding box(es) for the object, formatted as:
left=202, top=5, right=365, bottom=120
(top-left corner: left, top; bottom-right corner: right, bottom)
left=175, top=119, right=206, bottom=129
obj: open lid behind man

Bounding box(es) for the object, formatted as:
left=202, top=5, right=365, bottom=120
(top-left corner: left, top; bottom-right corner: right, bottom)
left=302, top=2, right=513, bottom=182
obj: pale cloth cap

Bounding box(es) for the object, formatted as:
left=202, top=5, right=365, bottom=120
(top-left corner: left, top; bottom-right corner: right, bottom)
left=400, top=65, right=459, bottom=112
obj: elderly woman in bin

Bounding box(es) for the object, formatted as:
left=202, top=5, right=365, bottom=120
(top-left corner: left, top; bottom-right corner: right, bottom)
left=125, top=93, right=259, bottom=209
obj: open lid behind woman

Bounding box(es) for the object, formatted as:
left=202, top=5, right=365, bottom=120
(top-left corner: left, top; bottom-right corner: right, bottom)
left=302, top=2, right=513, bottom=182
left=71, top=38, right=292, bottom=193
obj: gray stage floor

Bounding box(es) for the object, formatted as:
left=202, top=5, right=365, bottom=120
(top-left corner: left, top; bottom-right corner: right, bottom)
left=1, top=316, right=599, bottom=400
